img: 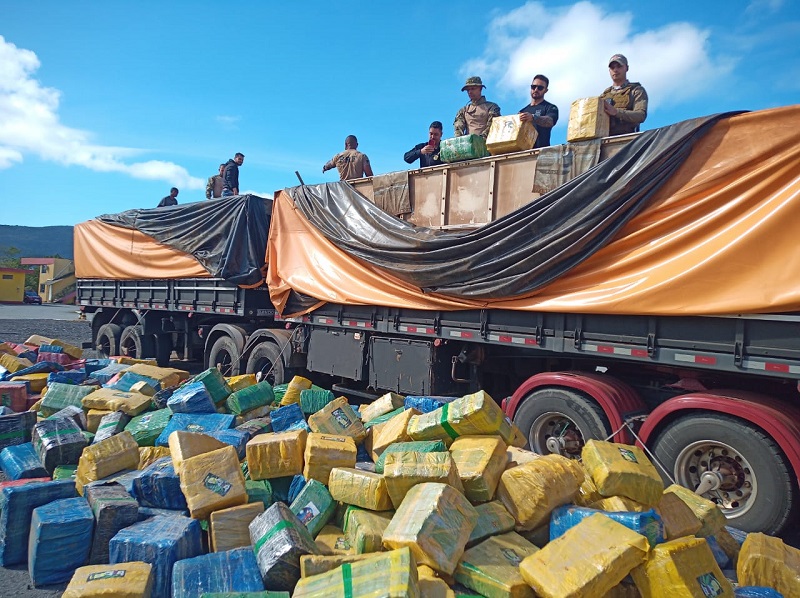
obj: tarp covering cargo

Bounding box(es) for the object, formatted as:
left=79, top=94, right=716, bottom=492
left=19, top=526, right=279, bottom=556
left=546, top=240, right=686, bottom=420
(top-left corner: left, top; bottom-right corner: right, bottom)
left=267, top=106, right=800, bottom=316
left=75, top=194, right=271, bottom=286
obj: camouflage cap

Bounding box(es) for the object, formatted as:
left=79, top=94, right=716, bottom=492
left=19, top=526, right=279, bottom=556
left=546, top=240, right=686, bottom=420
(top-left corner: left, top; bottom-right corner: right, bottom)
left=461, top=76, right=486, bottom=91
left=608, top=54, right=629, bottom=67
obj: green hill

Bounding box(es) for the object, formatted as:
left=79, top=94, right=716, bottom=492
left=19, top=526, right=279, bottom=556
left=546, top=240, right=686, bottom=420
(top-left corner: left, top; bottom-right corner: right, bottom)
left=0, top=225, right=74, bottom=259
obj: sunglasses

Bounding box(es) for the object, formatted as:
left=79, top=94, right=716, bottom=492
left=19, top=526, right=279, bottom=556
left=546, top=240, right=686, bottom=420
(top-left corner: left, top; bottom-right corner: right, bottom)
left=530, top=84, right=546, bottom=91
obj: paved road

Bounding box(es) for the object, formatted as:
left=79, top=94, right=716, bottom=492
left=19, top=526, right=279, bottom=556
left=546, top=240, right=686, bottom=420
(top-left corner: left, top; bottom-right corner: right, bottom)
left=0, top=303, right=84, bottom=321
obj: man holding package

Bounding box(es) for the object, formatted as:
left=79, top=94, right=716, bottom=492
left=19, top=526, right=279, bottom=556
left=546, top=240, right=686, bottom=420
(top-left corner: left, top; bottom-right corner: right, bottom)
left=518, top=74, right=559, bottom=148
left=600, top=54, right=648, bottom=136
left=454, top=76, right=501, bottom=138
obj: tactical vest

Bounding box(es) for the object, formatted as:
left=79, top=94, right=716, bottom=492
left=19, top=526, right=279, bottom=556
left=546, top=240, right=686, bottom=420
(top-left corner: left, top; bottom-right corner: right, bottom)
left=600, top=84, right=640, bottom=135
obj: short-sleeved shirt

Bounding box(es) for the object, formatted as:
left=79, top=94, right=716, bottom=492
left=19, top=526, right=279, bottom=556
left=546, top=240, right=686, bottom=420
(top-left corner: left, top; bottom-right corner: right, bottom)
left=519, top=100, right=559, bottom=148
left=157, top=195, right=177, bottom=207
left=329, top=149, right=371, bottom=180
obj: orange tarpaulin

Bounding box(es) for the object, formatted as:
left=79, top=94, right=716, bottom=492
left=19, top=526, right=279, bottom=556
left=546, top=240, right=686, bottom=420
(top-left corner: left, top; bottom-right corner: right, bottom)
left=267, top=106, right=800, bottom=317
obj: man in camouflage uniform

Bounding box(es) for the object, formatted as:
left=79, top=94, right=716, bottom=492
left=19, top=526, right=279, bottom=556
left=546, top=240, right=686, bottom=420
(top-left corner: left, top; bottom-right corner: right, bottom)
left=600, top=54, right=648, bottom=136
left=322, top=135, right=374, bottom=180
left=454, top=76, right=501, bottom=138
left=205, top=163, right=225, bottom=199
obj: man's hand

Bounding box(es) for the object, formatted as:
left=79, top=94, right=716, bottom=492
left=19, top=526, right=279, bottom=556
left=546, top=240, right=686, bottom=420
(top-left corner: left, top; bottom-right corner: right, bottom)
left=420, top=144, right=435, bottom=155
left=603, top=101, right=618, bottom=117
left=519, top=112, right=533, bottom=123
left=322, top=165, right=329, bottom=173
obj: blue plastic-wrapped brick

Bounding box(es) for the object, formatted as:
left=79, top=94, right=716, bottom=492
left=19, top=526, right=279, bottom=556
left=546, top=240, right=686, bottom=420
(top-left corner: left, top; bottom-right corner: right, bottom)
left=0, top=479, right=77, bottom=565
left=404, top=395, right=456, bottom=413
left=172, top=547, right=266, bottom=597
left=287, top=475, right=307, bottom=504
left=167, top=381, right=217, bottom=414
left=85, top=482, right=139, bottom=565
left=549, top=505, right=665, bottom=547
left=138, top=505, right=190, bottom=521
left=155, top=412, right=236, bottom=447
left=207, top=428, right=250, bottom=460
left=109, top=515, right=203, bottom=598
left=270, top=403, right=309, bottom=433
left=0, top=410, right=37, bottom=450
left=734, top=588, right=785, bottom=598
left=134, top=457, right=187, bottom=510
left=91, top=362, right=130, bottom=385
left=46, top=404, right=87, bottom=430
left=85, top=468, right=141, bottom=498
left=110, top=371, right=162, bottom=393
left=83, top=358, right=113, bottom=378
left=0, top=442, right=48, bottom=480
left=28, top=496, right=94, bottom=585
left=47, top=370, right=87, bottom=385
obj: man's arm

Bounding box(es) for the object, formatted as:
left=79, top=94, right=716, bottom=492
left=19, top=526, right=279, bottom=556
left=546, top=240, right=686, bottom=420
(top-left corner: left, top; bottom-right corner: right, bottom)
left=363, top=155, right=374, bottom=178
left=205, top=177, right=213, bottom=199
left=481, top=102, right=502, bottom=138
left=322, top=155, right=337, bottom=173
left=453, top=107, right=467, bottom=137
left=606, top=86, right=648, bottom=125
left=403, top=143, right=425, bottom=164
left=538, top=102, right=558, bottom=128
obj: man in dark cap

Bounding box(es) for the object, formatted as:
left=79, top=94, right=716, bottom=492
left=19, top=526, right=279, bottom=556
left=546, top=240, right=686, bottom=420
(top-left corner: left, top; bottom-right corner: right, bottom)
left=600, top=54, right=648, bottom=136
left=454, top=76, right=501, bottom=138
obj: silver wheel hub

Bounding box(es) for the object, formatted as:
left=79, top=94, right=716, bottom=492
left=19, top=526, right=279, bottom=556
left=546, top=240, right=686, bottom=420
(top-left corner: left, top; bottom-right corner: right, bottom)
left=531, top=411, right=584, bottom=458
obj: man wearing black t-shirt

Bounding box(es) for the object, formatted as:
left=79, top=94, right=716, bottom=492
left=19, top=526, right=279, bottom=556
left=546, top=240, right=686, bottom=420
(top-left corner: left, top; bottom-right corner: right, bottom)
left=518, top=74, right=559, bottom=148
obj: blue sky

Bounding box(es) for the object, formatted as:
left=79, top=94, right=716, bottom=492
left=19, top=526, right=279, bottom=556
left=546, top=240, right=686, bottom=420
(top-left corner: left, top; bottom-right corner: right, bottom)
left=1, top=0, right=798, bottom=227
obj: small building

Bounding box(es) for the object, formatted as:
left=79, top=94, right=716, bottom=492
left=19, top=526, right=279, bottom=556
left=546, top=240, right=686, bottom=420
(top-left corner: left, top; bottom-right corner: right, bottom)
left=0, top=267, right=28, bottom=303
left=20, top=257, right=76, bottom=304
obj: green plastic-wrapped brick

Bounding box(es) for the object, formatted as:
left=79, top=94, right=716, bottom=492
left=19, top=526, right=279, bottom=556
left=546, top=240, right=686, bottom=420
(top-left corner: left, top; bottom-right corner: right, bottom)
left=192, top=368, right=233, bottom=405
left=290, top=479, right=336, bottom=538
left=52, top=464, right=78, bottom=480
left=299, top=389, right=335, bottom=415
left=246, top=479, right=273, bottom=508
left=39, top=382, right=98, bottom=417
left=226, top=381, right=275, bottom=414
left=374, top=440, right=448, bottom=474
left=439, top=134, right=490, bottom=163
left=124, top=408, right=172, bottom=446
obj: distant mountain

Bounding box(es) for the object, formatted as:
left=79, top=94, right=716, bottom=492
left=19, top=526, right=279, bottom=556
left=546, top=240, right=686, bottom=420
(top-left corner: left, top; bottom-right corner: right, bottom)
left=0, top=225, right=74, bottom=259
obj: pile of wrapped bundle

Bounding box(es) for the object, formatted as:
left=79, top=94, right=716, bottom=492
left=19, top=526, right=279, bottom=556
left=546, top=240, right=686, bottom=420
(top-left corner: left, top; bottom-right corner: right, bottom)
left=0, top=343, right=796, bottom=597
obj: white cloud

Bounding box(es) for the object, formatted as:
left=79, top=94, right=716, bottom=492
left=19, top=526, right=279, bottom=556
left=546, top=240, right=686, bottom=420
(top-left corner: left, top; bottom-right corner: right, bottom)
left=216, top=115, right=241, bottom=129
left=0, top=35, right=204, bottom=189
left=462, top=1, right=733, bottom=118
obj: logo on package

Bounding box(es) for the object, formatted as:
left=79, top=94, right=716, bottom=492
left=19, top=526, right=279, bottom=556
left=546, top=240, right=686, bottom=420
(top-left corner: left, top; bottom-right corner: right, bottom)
left=87, top=570, right=126, bottom=581
left=297, top=502, right=320, bottom=524
left=696, top=572, right=725, bottom=597
left=617, top=447, right=638, bottom=463
left=331, top=408, right=352, bottom=428
left=186, top=423, right=204, bottom=433
left=204, top=473, right=232, bottom=496
left=501, top=548, right=523, bottom=565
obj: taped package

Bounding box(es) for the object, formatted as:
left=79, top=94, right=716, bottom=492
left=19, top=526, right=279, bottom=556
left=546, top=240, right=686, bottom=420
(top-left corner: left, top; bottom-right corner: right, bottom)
left=314, top=524, right=354, bottom=556
left=168, top=430, right=227, bottom=474
left=417, top=565, right=453, bottom=598
left=246, top=429, right=307, bottom=480
left=210, top=502, right=265, bottom=552
left=75, top=431, right=140, bottom=495
left=574, top=473, right=603, bottom=506
left=83, top=388, right=152, bottom=418
left=520, top=513, right=650, bottom=598
left=93, top=411, right=131, bottom=444
left=179, top=445, right=247, bottom=520
left=124, top=408, right=173, bottom=446
left=663, top=484, right=727, bottom=537
left=11, top=372, right=48, bottom=393
left=280, top=375, right=313, bottom=406
left=290, top=479, right=336, bottom=538
left=138, top=446, right=171, bottom=469
left=85, top=409, right=111, bottom=433
left=50, top=338, right=83, bottom=359
left=449, top=435, right=507, bottom=503
left=226, top=381, right=274, bottom=415
left=40, top=382, right=97, bottom=416
left=567, top=97, right=609, bottom=141
left=342, top=506, right=394, bottom=554
left=590, top=495, right=649, bottom=513
left=496, top=454, right=584, bottom=530
left=226, top=373, right=257, bottom=391
left=85, top=482, right=139, bottom=565
left=439, top=134, right=490, bottom=163
left=497, top=416, right=527, bottom=448
left=303, top=433, right=357, bottom=485
left=737, top=532, right=800, bottom=596
left=171, top=547, right=265, bottom=597
left=631, top=536, right=733, bottom=598
left=382, top=482, right=477, bottom=575
left=486, top=113, right=538, bottom=155
left=550, top=505, right=664, bottom=547
left=191, top=367, right=233, bottom=405
left=32, top=417, right=88, bottom=475
left=360, top=392, right=405, bottom=424
left=407, top=390, right=505, bottom=446
left=582, top=439, right=663, bottom=506
left=125, top=363, right=190, bottom=388
left=293, top=547, right=419, bottom=598
left=467, top=500, right=517, bottom=547
left=300, top=553, right=375, bottom=579
left=307, top=397, right=366, bottom=442
left=328, top=467, right=393, bottom=512
left=455, top=531, right=540, bottom=598
left=382, top=451, right=464, bottom=510
left=368, top=407, right=419, bottom=461
left=655, top=491, right=703, bottom=540
left=63, top=561, right=154, bottom=598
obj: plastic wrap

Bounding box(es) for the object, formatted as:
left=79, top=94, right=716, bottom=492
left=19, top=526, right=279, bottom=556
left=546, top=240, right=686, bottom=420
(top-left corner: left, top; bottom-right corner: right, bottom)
left=289, top=479, right=336, bottom=538
left=227, top=381, right=274, bottom=415
left=382, top=451, right=463, bottom=510
left=664, top=483, right=727, bottom=537
left=28, top=496, right=94, bottom=585
left=363, top=407, right=404, bottom=431
left=550, top=504, right=664, bottom=547
left=168, top=430, right=227, bottom=474
left=125, top=408, right=173, bottom=446
left=109, top=372, right=161, bottom=392
left=302, top=433, right=357, bottom=485
left=9, top=371, right=50, bottom=393
left=53, top=464, right=78, bottom=480
left=40, top=382, right=97, bottom=416
left=167, top=381, right=217, bottom=414
left=467, top=500, right=517, bottom=547
left=63, top=561, right=154, bottom=598
left=179, top=445, right=248, bottom=520
left=368, top=408, right=418, bottom=461
left=154, top=412, right=234, bottom=446
left=86, top=408, right=112, bottom=433
left=76, top=430, right=141, bottom=495
left=210, top=502, right=264, bottom=552
left=85, top=482, right=140, bottom=564
left=109, top=514, right=203, bottom=598
left=226, top=373, right=257, bottom=391
left=359, top=392, right=404, bottom=424
left=582, top=439, right=663, bottom=506
left=207, top=428, right=249, bottom=460
left=91, top=363, right=130, bottom=385
left=733, top=588, right=785, bottom=598
left=486, top=113, right=537, bottom=155
left=249, top=501, right=320, bottom=592
left=0, top=381, right=28, bottom=412
left=407, top=390, right=505, bottom=447
left=93, top=410, right=132, bottom=444
left=47, top=370, right=87, bottom=385
left=124, top=364, right=189, bottom=389
left=0, top=409, right=37, bottom=449
left=190, top=368, right=233, bottom=405
left=449, top=435, right=507, bottom=503
left=0, top=442, right=48, bottom=480
left=454, top=531, right=539, bottom=597
left=293, top=547, right=419, bottom=598
left=307, top=397, right=365, bottom=442
left=32, top=416, right=87, bottom=475
left=81, top=389, right=152, bottom=418
left=236, top=417, right=272, bottom=440
left=567, top=96, right=610, bottom=141
left=374, top=440, right=446, bottom=475
left=297, top=388, right=334, bottom=416
left=265, top=403, right=309, bottom=433
left=135, top=456, right=187, bottom=510
left=279, top=376, right=312, bottom=406
left=439, top=134, right=490, bottom=163
left=383, top=482, right=476, bottom=575
left=328, top=467, right=400, bottom=511
left=172, top=548, right=265, bottom=597
left=138, top=445, right=171, bottom=469
left=85, top=468, right=140, bottom=497
left=246, top=430, right=307, bottom=480
left=737, top=532, right=800, bottom=597
left=137, top=506, right=189, bottom=520
left=314, top=524, right=354, bottom=556
left=342, top=506, right=393, bottom=554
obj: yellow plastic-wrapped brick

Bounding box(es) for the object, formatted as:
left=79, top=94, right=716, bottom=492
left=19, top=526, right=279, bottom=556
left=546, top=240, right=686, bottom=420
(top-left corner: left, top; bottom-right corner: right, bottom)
left=63, top=561, right=153, bottom=598
left=113, top=357, right=156, bottom=366
left=138, top=446, right=171, bottom=469
left=25, top=334, right=53, bottom=347
left=343, top=506, right=394, bottom=554
left=300, top=553, right=377, bottom=578
left=591, top=495, right=649, bottom=513
left=369, top=408, right=419, bottom=461
left=167, top=430, right=227, bottom=474
left=50, top=339, right=83, bottom=359
left=567, top=97, right=609, bottom=142
left=303, top=433, right=357, bottom=485
left=81, top=388, right=152, bottom=417
left=125, top=363, right=190, bottom=387
left=496, top=453, right=584, bottom=530
left=226, top=373, right=257, bottom=392
left=520, top=513, right=650, bottom=598
left=449, top=435, right=507, bottom=503
left=574, top=475, right=603, bottom=507
left=582, top=440, right=663, bottom=506
left=383, top=451, right=464, bottom=510
left=294, top=547, right=419, bottom=597
left=209, top=501, right=264, bottom=552
left=86, top=409, right=113, bottom=433
left=280, top=374, right=313, bottom=405
left=631, top=536, right=734, bottom=598
left=455, top=531, right=539, bottom=598
left=486, top=113, right=538, bottom=155
left=11, top=372, right=48, bottom=393
left=407, top=390, right=505, bottom=447
left=655, top=491, right=702, bottom=540
left=506, top=446, right=542, bottom=469
left=129, top=380, right=157, bottom=396
left=468, top=500, right=517, bottom=547
left=663, top=484, right=727, bottom=537
left=307, top=397, right=366, bottom=442
left=0, top=353, right=33, bottom=373
left=314, top=524, right=355, bottom=556
left=179, top=444, right=247, bottom=520
left=418, top=565, right=456, bottom=598
left=246, top=429, right=307, bottom=480
left=76, top=431, right=141, bottom=495
left=497, top=416, right=527, bottom=448
left=328, top=467, right=393, bottom=512
left=382, top=482, right=477, bottom=576
left=360, top=392, right=405, bottom=424
left=737, top=532, right=800, bottom=596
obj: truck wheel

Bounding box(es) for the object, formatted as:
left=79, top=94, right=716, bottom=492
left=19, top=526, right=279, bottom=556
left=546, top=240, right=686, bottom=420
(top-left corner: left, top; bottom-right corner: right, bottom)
left=155, top=334, right=173, bottom=368
left=208, top=336, right=242, bottom=377
left=246, top=342, right=288, bottom=386
left=650, top=413, right=796, bottom=535
left=95, top=323, right=122, bottom=358
left=513, top=387, right=610, bottom=458
left=119, top=325, right=156, bottom=360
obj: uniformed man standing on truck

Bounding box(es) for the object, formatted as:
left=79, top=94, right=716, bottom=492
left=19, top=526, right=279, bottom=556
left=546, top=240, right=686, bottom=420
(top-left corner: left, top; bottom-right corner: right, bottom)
left=600, top=54, right=648, bottom=136
left=454, top=76, right=501, bottom=138
left=322, top=135, right=374, bottom=180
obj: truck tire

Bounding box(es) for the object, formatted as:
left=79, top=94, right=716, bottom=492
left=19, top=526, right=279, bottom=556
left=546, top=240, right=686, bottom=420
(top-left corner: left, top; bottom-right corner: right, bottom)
left=513, top=387, right=610, bottom=458
left=119, top=325, right=156, bottom=360
left=650, top=413, right=796, bottom=535
left=208, top=335, right=242, bottom=377
left=246, top=341, right=289, bottom=386
left=95, top=323, right=123, bottom=358
left=155, top=334, right=173, bottom=368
